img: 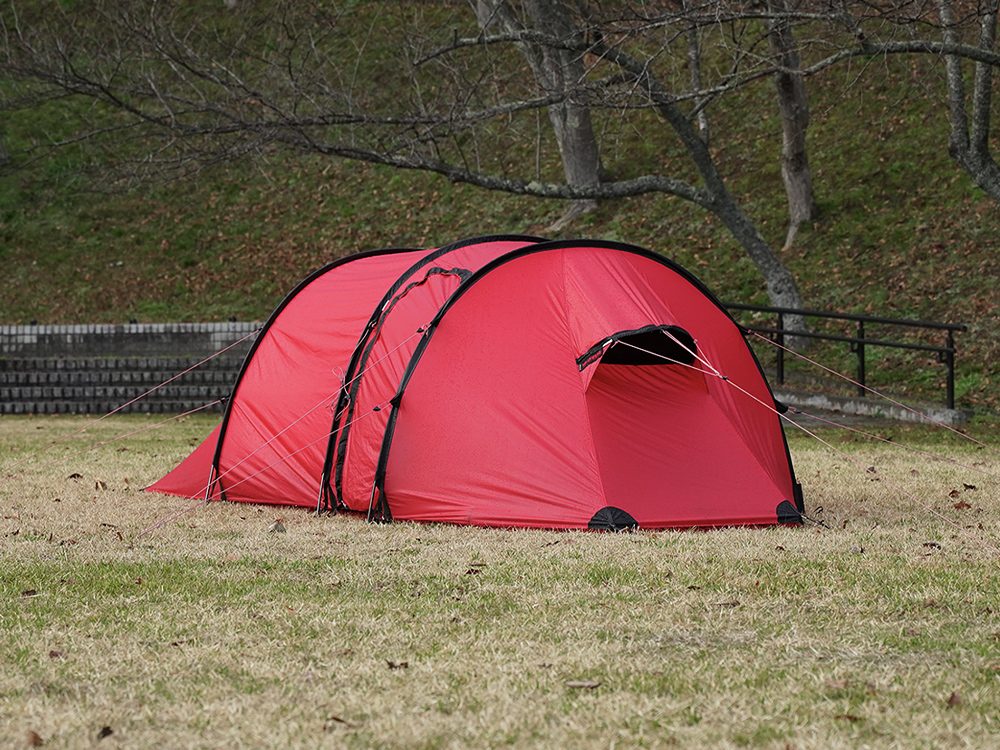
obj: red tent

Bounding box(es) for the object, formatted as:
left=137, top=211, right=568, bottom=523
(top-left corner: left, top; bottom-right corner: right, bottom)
left=149, top=236, right=803, bottom=530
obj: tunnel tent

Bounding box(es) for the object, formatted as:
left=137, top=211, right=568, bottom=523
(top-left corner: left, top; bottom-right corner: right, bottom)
left=148, top=236, right=804, bottom=530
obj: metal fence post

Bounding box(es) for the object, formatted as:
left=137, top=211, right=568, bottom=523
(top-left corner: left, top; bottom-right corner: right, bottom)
left=776, top=312, right=785, bottom=385
left=945, top=330, right=956, bottom=410
left=856, top=320, right=866, bottom=397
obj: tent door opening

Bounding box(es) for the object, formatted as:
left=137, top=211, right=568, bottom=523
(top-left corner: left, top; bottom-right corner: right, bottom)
left=583, top=326, right=778, bottom=527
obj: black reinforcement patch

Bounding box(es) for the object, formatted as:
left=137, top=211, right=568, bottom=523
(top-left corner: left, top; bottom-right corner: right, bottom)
left=589, top=506, right=639, bottom=532
left=775, top=500, right=803, bottom=525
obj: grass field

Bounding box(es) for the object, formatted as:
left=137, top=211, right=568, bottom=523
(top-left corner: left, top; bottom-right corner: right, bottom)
left=2, top=413, right=999, bottom=749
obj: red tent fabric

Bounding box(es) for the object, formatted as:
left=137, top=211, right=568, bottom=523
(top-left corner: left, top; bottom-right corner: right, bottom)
left=148, top=237, right=802, bottom=529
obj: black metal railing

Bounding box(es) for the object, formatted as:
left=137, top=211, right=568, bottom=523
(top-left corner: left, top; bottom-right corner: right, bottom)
left=724, top=304, right=967, bottom=409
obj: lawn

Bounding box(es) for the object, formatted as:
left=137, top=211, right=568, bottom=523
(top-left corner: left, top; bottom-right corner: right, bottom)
left=1, top=414, right=999, bottom=748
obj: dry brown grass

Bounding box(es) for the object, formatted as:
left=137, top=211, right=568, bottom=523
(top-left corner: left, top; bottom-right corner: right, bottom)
left=2, top=414, right=999, bottom=749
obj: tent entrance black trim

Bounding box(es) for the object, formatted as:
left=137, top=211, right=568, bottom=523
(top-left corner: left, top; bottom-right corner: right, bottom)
left=577, top=325, right=697, bottom=370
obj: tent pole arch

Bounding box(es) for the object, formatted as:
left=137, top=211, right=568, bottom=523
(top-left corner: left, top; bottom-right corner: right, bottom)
left=204, top=246, right=424, bottom=502
left=319, top=235, right=545, bottom=512
left=369, top=238, right=802, bottom=524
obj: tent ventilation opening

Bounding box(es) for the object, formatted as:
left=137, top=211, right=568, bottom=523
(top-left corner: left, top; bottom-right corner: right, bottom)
left=578, top=325, right=696, bottom=370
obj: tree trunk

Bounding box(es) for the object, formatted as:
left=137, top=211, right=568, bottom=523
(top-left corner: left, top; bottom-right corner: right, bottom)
left=940, top=0, right=1000, bottom=200
left=593, top=38, right=809, bottom=335
left=476, top=0, right=603, bottom=228
left=682, top=0, right=710, bottom=145
left=767, top=0, right=817, bottom=251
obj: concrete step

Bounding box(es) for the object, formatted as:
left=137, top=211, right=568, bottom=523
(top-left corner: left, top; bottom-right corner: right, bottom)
left=0, top=356, right=242, bottom=415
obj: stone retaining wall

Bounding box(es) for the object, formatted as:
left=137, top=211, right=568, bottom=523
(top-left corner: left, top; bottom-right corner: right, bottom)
left=0, top=323, right=260, bottom=415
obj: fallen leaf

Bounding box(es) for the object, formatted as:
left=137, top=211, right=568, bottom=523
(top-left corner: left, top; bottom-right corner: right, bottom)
left=67, top=473, right=83, bottom=480
left=21, top=589, right=37, bottom=598
left=267, top=520, right=286, bottom=533
left=48, top=650, right=63, bottom=659
left=95, top=480, right=107, bottom=491
left=947, top=691, right=962, bottom=707
left=566, top=680, right=601, bottom=689
left=963, top=483, right=977, bottom=491
left=717, top=600, right=740, bottom=608
left=834, top=713, right=864, bottom=723
left=26, top=730, right=43, bottom=747
left=325, top=715, right=359, bottom=729
left=385, top=660, right=409, bottom=670
left=949, top=489, right=961, bottom=498
left=954, top=501, right=971, bottom=510
left=97, top=726, right=113, bottom=740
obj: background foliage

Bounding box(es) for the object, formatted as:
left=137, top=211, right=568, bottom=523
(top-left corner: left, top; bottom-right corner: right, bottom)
left=1, top=1, right=997, bottom=409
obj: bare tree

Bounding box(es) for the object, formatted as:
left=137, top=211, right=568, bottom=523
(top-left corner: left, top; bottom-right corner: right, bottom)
left=939, top=0, right=1000, bottom=200
left=588, top=35, right=808, bottom=324
left=767, top=0, right=816, bottom=250
left=6, top=0, right=1000, bottom=323
left=0, top=0, right=814, bottom=318
left=788, top=0, right=1000, bottom=201
left=677, top=0, right=710, bottom=145
left=474, top=0, right=604, bottom=229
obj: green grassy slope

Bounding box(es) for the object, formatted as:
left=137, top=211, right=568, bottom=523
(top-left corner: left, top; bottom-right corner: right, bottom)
left=1, top=6, right=997, bottom=411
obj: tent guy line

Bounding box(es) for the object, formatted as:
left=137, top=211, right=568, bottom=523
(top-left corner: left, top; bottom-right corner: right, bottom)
left=15, top=236, right=995, bottom=534
left=780, top=411, right=1000, bottom=557
left=188, top=326, right=429, bottom=502
left=135, top=406, right=387, bottom=541
left=752, top=331, right=1000, bottom=458
left=142, top=326, right=997, bottom=548
left=782, top=409, right=1000, bottom=483
left=134, top=393, right=402, bottom=541
left=0, top=329, right=259, bottom=479
left=619, top=333, right=1000, bottom=555
left=0, top=400, right=222, bottom=484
